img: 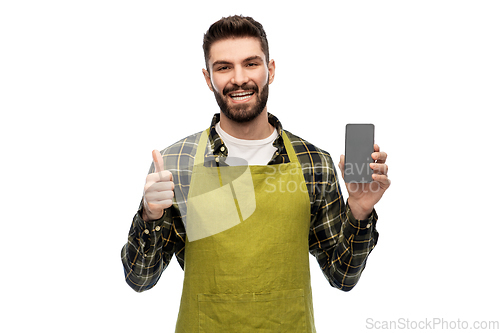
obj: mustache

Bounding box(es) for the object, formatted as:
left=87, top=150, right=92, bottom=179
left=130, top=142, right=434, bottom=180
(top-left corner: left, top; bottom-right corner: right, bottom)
left=223, top=83, right=259, bottom=96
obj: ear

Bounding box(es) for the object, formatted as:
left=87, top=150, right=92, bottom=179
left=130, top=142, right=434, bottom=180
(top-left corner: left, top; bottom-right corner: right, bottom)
left=202, top=68, right=214, bottom=92
left=268, top=59, right=276, bottom=84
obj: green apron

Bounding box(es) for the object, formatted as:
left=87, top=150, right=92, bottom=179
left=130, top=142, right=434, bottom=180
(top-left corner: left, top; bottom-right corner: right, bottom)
left=175, top=129, right=316, bottom=332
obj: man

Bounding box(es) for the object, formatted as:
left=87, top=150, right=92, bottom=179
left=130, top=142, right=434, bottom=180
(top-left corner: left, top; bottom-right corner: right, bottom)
left=121, top=15, right=390, bottom=332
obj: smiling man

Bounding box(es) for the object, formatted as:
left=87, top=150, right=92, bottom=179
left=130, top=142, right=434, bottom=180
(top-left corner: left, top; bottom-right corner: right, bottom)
left=121, top=15, right=390, bottom=332
left=205, top=39, right=272, bottom=125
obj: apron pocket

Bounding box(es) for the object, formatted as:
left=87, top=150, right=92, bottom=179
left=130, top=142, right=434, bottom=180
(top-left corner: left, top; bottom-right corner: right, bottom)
left=198, top=289, right=306, bottom=333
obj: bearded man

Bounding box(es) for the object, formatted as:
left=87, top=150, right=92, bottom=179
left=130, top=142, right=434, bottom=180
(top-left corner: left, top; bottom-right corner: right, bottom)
left=121, top=15, right=390, bottom=333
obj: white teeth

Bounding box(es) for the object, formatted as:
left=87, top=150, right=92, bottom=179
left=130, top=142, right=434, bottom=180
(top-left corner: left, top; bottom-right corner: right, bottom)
left=230, top=91, right=254, bottom=101
left=232, top=96, right=251, bottom=101
left=230, top=92, right=253, bottom=97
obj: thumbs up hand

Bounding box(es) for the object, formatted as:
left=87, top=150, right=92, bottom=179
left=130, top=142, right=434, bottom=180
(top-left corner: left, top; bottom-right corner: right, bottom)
left=142, top=150, right=175, bottom=222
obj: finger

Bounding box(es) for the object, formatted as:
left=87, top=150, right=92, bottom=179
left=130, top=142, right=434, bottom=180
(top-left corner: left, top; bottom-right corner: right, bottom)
left=370, top=163, right=389, bottom=175
left=146, top=189, right=174, bottom=202
left=374, top=144, right=380, bottom=152
left=148, top=200, right=173, bottom=211
left=371, top=151, right=388, bottom=163
left=152, top=149, right=164, bottom=173
left=158, top=170, right=173, bottom=182
left=148, top=181, right=175, bottom=192
left=145, top=170, right=173, bottom=183
left=372, top=173, right=391, bottom=186
left=338, top=154, right=345, bottom=178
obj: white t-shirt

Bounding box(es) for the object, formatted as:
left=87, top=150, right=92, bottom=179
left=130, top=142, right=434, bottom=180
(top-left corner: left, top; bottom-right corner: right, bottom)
left=215, top=122, right=278, bottom=166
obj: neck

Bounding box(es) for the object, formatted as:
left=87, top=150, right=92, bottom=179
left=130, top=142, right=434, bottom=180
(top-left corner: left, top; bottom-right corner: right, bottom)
left=219, top=108, right=274, bottom=140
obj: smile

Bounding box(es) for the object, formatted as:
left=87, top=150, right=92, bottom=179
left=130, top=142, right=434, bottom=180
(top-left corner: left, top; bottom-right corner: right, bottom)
left=228, top=91, right=255, bottom=102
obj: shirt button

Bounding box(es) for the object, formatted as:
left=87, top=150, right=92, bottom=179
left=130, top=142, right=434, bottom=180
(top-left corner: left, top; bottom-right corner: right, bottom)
left=144, top=229, right=150, bottom=235
left=155, top=226, right=161, bottom=232
left=366, top=223, right=371, bottom=228
left=220, top=146, right=226, bottom=152
left=275, top=151, right=279, bottom=156
left=215, top=156, right=220, bottom=163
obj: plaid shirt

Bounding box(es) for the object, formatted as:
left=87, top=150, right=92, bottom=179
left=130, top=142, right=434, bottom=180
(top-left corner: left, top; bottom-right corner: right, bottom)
left=121, top=113, right=379, bottom=292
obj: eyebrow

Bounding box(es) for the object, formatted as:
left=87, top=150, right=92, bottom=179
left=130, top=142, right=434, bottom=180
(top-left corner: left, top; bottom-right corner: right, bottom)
left=212, top=55, right=264, bottom=68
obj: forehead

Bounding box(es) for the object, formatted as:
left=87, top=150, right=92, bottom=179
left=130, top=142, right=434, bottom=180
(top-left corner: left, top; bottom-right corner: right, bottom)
left=208, top=37, right=265, bottom=66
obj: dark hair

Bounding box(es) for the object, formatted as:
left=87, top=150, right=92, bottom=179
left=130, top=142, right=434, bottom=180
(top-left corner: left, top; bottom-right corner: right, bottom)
left=203, top=15, right=269, bottom=71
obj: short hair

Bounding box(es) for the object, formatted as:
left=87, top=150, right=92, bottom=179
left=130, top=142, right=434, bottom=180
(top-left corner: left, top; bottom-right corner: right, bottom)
left=203, top=15, right=269, bottom=71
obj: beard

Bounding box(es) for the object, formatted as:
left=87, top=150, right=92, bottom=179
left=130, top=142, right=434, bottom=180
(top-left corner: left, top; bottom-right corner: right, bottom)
left=213, top=81, right=269, bottom=123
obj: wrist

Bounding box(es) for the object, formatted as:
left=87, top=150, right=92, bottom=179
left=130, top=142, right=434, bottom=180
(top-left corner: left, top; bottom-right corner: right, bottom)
left=347, top=198, right=372, bottom=220
left=141, top=197, right=161, bottom=222
left=141, top=210, right=150, bottom=222
left=142, top=209, right=163, bottom=222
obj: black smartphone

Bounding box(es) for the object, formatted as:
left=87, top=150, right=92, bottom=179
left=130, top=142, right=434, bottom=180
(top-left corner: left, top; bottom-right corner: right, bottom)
left=344, top=124, right=375, bottom=183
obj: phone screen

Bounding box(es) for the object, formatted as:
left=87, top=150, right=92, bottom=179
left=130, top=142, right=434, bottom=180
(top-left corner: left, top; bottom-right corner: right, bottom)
left=344, top=124, right=374, bottom=183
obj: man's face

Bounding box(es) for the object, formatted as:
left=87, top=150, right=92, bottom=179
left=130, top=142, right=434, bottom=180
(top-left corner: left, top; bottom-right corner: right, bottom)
left=203, top=37, right=275, bottom=123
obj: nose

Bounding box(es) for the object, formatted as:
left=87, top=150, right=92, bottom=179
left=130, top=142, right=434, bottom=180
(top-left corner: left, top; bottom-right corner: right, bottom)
left=230, top=66, right=249, bottom=86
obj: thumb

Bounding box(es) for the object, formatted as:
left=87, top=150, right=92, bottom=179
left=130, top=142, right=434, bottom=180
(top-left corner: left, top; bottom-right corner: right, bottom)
left=152, top=149, right=164, bottom=173
left=339, top=154, right=345, bottom=179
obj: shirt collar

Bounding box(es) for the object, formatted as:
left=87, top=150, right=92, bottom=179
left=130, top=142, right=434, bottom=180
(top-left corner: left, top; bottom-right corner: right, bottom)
left=208, top=112, right=285, bottom=158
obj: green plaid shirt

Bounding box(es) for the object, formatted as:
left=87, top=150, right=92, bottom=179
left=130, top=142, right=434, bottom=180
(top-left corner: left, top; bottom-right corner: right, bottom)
left=121, top=113, right=378, bottom=292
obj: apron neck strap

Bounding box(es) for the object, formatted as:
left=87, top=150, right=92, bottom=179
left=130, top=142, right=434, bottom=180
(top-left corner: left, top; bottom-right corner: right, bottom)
left=194, top=129, right=210, bottom=166
left=193, top=128, right=299, bottom=165
left=281, top=130, right=300, bottom=164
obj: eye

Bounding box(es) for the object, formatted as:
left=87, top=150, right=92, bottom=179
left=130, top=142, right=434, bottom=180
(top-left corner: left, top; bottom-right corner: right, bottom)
left=247, top=63, right=258, bottom=67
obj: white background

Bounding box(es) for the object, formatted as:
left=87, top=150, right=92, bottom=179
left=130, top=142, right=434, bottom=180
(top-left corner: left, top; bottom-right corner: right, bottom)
left=1, top=1, right=499, bottom=332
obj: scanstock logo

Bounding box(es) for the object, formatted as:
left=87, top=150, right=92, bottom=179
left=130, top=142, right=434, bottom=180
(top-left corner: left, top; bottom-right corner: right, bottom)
left=185, top=157, right=256, bottom=242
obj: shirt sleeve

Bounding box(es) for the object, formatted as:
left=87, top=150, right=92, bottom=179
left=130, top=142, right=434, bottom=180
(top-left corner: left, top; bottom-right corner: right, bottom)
left=308, top=155, right=379, bottom=291
left=120, top=199, right=184, bottom=292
